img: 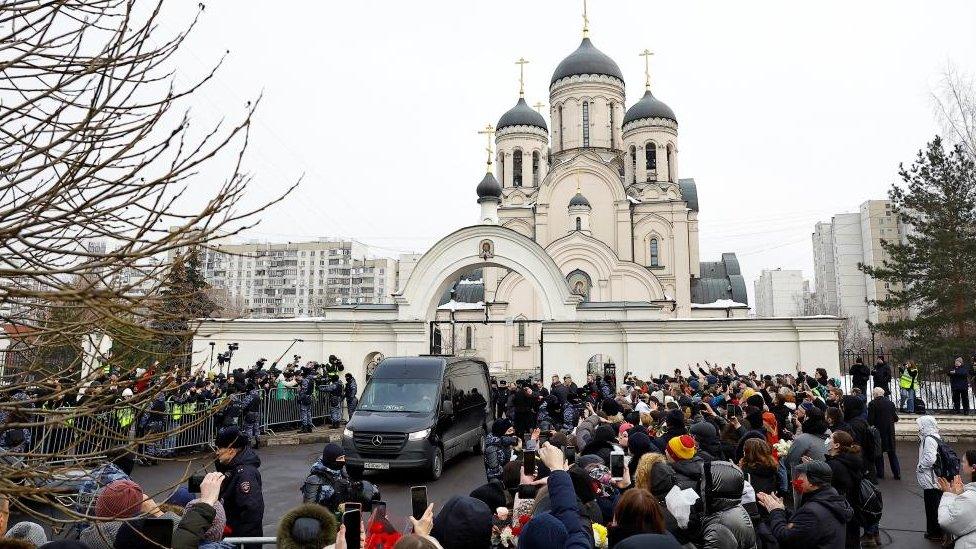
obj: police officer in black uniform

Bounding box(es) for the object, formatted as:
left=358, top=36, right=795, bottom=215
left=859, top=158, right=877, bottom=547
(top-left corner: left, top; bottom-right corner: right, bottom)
left=214, top=426, right=264, bottom=544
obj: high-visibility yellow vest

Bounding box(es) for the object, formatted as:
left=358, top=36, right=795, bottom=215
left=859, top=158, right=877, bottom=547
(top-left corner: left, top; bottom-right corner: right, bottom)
left=117, top=407, right=134, bottom=428
left=899, top=370, right=918, bottom=390
left=172, top=404, right=183, bottom=422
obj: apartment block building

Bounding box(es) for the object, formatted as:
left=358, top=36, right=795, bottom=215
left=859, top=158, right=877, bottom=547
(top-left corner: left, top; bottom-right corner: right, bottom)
left=754, top=268, right=806, bottom=317
left=201, top=240, right=397, bottom=318
left=812, top=199, right=905, bottom=334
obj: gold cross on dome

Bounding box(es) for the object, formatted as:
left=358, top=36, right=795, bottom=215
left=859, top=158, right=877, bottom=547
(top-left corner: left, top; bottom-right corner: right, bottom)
left=477, top=123, right=496, bottom=172
left=533, top=101, right=545, bottom=113
left=639, top=49, right=654, bottom=91
left=582, top=0, right=590, bottom=37
left=515, top=57, right=529, bottom=98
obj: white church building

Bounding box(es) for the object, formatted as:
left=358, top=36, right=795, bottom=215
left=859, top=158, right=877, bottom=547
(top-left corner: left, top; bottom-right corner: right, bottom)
left=193, top=27, right=841, bottom=383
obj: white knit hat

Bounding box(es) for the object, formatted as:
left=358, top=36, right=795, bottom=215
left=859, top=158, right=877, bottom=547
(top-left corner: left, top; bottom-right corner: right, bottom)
left=6, top=521, right=48, bottom=546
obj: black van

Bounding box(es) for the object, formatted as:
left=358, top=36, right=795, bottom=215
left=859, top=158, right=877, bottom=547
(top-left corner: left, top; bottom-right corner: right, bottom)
left=341, top=356, right=492, bottom=480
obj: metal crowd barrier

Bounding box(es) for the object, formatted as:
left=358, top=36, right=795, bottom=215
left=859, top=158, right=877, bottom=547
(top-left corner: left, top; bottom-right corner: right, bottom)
left=20, top=388, right=339, bottom=460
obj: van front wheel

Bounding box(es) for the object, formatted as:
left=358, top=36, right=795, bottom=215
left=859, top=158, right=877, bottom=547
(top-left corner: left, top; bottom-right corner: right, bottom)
left=428, top=447, right=444, bottom=481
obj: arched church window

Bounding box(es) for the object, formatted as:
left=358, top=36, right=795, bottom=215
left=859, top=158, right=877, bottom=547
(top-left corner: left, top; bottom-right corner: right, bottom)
left=582, top=101, right=590, bottom=147
left=629, top=145, right=637, bottom=184
left=667, top=144, right=675, bottom=182
left=517, top=322, right=526, bottom=347
left=575, top=217, right=582, bottom=231
left=465, top=326, right=473, bottom=349
left=532, top=151, right=540, bottom=185
left=650, top=238, right=660, bottom=267
left=645, top=142, right=657, bottom=181
left=513, top=148, right=523, bottom=187
left=558, top=105, right=564, bottom=150
left=499, top=153, right=505, bottom=186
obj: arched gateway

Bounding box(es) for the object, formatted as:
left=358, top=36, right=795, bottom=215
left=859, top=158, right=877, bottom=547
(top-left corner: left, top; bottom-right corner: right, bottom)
left=394, top=225, right=582, bottom=322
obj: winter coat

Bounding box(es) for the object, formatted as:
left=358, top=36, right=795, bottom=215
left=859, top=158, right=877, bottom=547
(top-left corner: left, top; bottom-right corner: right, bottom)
left=301, top=459, right=353, bottom=512
left=79, top=513, right=180, bottom=549
left=700, top=461, right=758, bottom=549
left=939, top=483, right=976, bottom=548
left=841, top=396, right=876, bottom=476
left=917, top=416, right=941, bottom=490
left=741, top=464, right=778, bottom=496
left=173, top=502, right=216, bottom=549
left=826, top=452, right=863, bottom=505
left=573, top=414, right=601, bottom=450
left=867, top=395, right=898, bottom=452
left=951, top=363, right=973, bottom=391
left=519, top=470, right=591, bottom=549
left=871, top=362, right=892, bottom=392
left=672, top=455, right=705, bottom=490
left=765, top=486, right=854, bottom=549
left=216, top=447, right=264, bottom=538
left=850, top=362, right=871, bottom=388
left=483, top=433, right=517, bottom=481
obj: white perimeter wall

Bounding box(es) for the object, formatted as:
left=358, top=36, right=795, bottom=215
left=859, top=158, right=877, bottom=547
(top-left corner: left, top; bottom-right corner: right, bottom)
left=192, top=316, right=841, bottom=385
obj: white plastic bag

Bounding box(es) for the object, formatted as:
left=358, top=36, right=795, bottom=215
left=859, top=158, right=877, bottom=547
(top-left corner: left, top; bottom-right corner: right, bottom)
left=665, top=485, right=700, bottom=529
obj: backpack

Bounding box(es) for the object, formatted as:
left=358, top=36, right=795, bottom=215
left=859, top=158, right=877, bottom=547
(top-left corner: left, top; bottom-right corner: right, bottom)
left=857, top=477, right=883, bottom=525
left=867, top=425, right=883, bottom=457
left=927, top=435, right=961, bottom=479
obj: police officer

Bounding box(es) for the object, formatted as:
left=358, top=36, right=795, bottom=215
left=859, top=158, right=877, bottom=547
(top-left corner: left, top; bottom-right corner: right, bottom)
left=240, top=380, right=263, bottom=449
left=214, top=426, right=264, bottom=543
left=140, top=391, right=167, bottom=465
left=301, top=442, right=353, bottom=513
left=344, top=373, right=358, bottom=417
left=297, top=369, right=314, bottom=433
left=321, top=372, right=344, bottom=430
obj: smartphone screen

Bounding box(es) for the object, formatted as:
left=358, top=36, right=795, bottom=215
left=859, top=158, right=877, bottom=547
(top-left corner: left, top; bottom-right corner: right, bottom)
left=523, top=449, right=537, bottom=476
left=142, top=517, right=174, bottom=548
left=343, top=509, right=361, bottom=547
left=609, top=451, right=624, bottom=480
left=371, top=501, right=387, bottom=519
left=344, top=502, right=362, bottom=512
left=564, top=445, right=576, bottom=465
left=411, top=486, right=428, bottom=521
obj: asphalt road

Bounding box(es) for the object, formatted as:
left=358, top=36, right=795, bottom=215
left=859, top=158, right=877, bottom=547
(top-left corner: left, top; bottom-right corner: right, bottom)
left=119, top=439, right=955, bottom=546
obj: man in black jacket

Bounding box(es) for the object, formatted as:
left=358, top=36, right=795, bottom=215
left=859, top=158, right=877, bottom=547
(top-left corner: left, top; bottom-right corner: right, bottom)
left=839, top=395, right=877, bottom=480
left=871, top=357, right=892, bottom=396
left=850, top=357, right=870, bottom=397
left=758, top=461, right=853, bottom=549
left=867, top=387, right=900, bottom=480
left=214, top=426, right=264, bottom=544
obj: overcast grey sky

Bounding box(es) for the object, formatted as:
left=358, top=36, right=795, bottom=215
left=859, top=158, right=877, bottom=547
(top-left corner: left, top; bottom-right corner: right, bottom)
left=164, top=1, right=976, bottom=304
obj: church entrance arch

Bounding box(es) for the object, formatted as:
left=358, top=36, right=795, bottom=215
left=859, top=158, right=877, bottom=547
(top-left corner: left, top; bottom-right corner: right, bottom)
left=394, top=225, right=581, bottom=323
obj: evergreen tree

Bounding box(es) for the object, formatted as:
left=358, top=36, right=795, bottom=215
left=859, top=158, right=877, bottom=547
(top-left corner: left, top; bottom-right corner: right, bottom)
left=185, top=247, right=218, bottom=318
left=860, top=136, right=976, bottom=358
left=152, top=254, right=192, bottom=366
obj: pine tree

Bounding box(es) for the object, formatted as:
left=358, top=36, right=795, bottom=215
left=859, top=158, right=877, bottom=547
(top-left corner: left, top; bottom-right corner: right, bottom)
left=152, top=254, right=192, bottom=366
left=185, top=247, right=218, bottom=318
left=860, top=136, right=976, bottom=359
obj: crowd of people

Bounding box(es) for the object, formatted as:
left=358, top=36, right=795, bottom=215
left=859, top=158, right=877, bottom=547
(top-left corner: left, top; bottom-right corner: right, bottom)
left=4, top=360, right=976, bottom=548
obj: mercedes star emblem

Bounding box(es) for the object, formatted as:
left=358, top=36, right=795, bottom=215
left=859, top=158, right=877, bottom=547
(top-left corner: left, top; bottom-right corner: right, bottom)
left=371, top=435, right=383, bottom=446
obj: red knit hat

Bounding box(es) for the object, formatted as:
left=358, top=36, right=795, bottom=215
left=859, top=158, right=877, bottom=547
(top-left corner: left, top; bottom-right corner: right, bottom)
left=666, top=434, right=697, bottom=461
left=95, top=479, right=144, bottom=519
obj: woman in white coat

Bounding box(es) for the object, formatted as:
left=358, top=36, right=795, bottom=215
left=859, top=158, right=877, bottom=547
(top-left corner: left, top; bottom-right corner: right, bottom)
left=939, top=449, right=976, bottom=548
left=918, top=415, right=944, bottom=540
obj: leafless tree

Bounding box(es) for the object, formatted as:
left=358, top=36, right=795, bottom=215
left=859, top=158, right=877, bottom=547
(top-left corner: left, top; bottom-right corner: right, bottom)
left=0, top=0, right=295, bottom=524
left=933, top=65, right=976, bottom=159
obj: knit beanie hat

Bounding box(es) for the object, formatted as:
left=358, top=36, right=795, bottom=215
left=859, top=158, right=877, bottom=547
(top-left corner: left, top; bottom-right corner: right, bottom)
left=746, top=393, right=765, bottom=409
left=5, top=521, right=48, bottom=546
left=517, top=512, right=567, bottom=549
left=491, top=418, right=513, bottom=437
left=95, top=479, right=144, bottom=519
left=666, top=434, right=696, bottom=461
left=187, top=499, right=226, bottom=542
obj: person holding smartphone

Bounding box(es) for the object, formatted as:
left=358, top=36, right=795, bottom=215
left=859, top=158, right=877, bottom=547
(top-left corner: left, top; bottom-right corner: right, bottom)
left=173, top=472, right=228, bottom=549
left=484, top=418, right=519, bottom=483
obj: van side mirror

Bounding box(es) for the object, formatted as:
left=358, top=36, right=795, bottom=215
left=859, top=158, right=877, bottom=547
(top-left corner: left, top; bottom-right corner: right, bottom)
left=441, top=401, right=453, bottom=416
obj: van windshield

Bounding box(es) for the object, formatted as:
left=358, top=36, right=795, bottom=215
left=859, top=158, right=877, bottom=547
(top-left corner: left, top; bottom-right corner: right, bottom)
left=357, top=378, right=441, bottom=413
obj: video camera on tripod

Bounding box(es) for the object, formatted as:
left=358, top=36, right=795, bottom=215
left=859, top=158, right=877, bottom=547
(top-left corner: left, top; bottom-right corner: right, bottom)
left=216, top=343, right=240, bottom=367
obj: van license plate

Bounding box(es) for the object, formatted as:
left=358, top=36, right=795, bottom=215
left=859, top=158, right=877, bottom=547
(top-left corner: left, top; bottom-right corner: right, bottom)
left=364, top=462, right=389, bottom=470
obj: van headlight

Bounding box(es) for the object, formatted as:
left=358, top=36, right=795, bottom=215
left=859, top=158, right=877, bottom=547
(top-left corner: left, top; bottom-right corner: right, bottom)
left=343, top=428, right=354, bottom=438
left=407, top=428, right=430, bottom=441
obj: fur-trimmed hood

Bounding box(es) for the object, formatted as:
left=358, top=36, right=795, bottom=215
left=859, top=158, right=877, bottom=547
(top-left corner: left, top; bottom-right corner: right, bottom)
left=276, top=503, right=338, bottom=549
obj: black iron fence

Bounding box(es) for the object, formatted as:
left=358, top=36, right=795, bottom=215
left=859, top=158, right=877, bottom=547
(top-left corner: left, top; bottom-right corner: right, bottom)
left=839, top=348, right=973, bottom=413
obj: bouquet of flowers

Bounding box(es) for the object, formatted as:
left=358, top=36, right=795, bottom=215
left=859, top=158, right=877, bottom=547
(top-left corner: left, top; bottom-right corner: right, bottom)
left=773, top=439, right=792, bottom=456
left=593, top=523, right=608, bottom=548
